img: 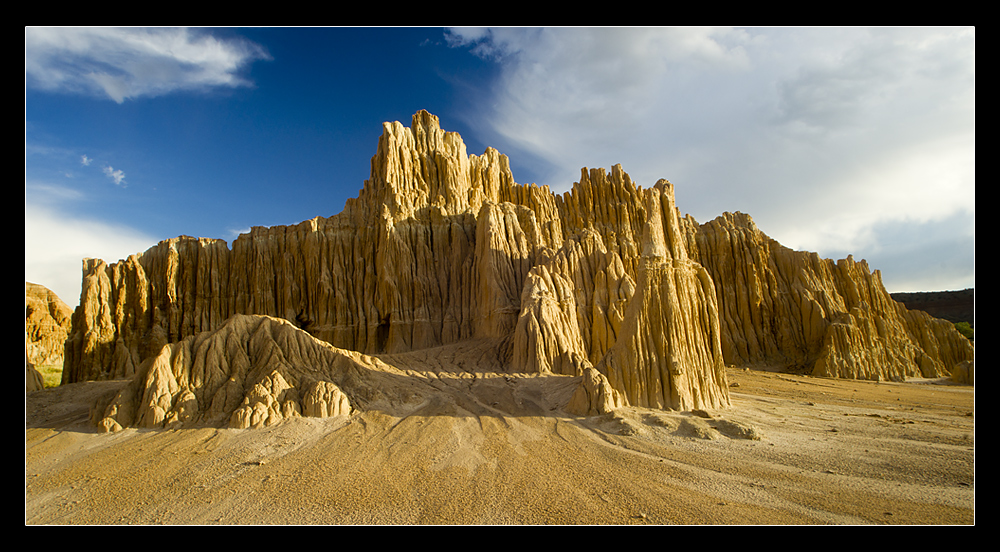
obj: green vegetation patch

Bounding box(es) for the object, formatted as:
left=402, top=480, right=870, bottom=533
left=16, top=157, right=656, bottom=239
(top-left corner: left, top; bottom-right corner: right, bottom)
left=36, top=365, right=63, bottom=388
left=954, top=322, right=974, bottom=342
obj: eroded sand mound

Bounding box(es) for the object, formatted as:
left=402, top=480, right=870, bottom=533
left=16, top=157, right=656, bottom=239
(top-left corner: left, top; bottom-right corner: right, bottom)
left=88, top=314, right=620, bottom=434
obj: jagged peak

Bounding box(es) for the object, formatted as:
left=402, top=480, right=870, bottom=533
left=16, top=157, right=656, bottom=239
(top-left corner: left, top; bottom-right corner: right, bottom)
left=355, top=111, right=520, bottom=221
left=412, top=108, right=440, bottom=130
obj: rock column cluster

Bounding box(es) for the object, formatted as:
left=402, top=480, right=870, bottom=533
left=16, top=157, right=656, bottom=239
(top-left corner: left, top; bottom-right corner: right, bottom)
left=687, top=212, right=973, bottom=380
left=67, top=111, right=972, bottom=430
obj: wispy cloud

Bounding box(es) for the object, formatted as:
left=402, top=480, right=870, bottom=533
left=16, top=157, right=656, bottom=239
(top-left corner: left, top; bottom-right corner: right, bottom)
left=103, top=165, right=126, bottom=187
left=446, top=27, right=757, bottom=183
left=80, top=154, right=92, bottom=166
left=25, top=27, right=271, bottom=103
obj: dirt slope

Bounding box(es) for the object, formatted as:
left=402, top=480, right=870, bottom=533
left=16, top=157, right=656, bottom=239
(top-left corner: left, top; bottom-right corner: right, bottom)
left=25, top=361, right=974, bottom=525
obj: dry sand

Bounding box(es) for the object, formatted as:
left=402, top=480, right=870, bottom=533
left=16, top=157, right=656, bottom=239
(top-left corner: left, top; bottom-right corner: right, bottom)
left=25, top=364, right=974, bottom=525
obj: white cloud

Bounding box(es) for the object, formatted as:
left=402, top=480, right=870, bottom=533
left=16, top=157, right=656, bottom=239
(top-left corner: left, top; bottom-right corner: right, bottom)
left=448, top=27, right=755, bottom=173
left=447, top=26, right=975, bottom=291
left=102, top=165, right=127, bottom=187
left=80, top=154, right=92, bottom=166
left=25, top=201, right=158, bottom=308
left=25, top=27, right=271, bottom=103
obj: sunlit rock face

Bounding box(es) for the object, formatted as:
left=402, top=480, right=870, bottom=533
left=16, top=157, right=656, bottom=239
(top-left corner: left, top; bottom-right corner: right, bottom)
left=67, top=111, right=973, bottom=427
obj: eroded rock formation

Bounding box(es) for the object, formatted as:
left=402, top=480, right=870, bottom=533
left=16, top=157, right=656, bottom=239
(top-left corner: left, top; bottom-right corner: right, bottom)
left=68, top=110, right=973, bottom=431
left=25, top=282, right=73, bottom=369
left=687, top=212, right=974, bottom=381
left=93, top=315, right=363, bottom=432
left=597, top=182, right=729, bottom=410
left=91, top=313, right=603, bottom=430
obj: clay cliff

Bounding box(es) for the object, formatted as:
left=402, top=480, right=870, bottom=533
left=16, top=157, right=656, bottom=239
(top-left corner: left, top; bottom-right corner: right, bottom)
left=66, top=111, right=973, bottom=430
left=686, top=213, right=973, bottom=381
left=26, top=282, right=73, bottom=369
left=26, top=282, right=73, bottom=391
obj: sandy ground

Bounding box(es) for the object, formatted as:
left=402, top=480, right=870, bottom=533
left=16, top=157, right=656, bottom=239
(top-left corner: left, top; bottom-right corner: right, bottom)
left=25, top=364, right=975, bottom=525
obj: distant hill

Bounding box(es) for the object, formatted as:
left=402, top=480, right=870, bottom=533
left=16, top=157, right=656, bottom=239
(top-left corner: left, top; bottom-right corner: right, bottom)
left=891, top=288, right=975, bottom=327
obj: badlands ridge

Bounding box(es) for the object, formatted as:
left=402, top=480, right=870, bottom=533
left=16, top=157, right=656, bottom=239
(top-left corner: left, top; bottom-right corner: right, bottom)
left=55, top=111, right=973, bottom=433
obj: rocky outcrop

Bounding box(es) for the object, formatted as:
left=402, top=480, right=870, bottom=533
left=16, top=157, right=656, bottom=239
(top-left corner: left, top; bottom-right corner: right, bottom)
left=951, top=360, right=974, bottom=385
left=69, top=110, right=973, bottom=431
left=25, top=282, right=73, bottom=369
left=687, top=212, right=974, bottom=381
left=597, top=182, right=729, bottom=410
left=566, top=367, right=624, bottom=416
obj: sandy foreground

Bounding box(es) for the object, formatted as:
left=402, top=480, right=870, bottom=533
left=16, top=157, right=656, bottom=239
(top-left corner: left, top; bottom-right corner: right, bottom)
left=26, top=363, right=975, bottom=525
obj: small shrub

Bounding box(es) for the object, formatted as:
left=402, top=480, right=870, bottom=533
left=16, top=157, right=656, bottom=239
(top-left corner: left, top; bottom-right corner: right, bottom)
left=38, top=364, right=63, bottom=388
left=954, top=321, right=974, bottom=342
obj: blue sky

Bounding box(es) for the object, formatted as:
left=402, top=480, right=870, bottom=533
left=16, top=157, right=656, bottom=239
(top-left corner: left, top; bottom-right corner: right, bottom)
left=26, top=27, right=975, bottom=307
